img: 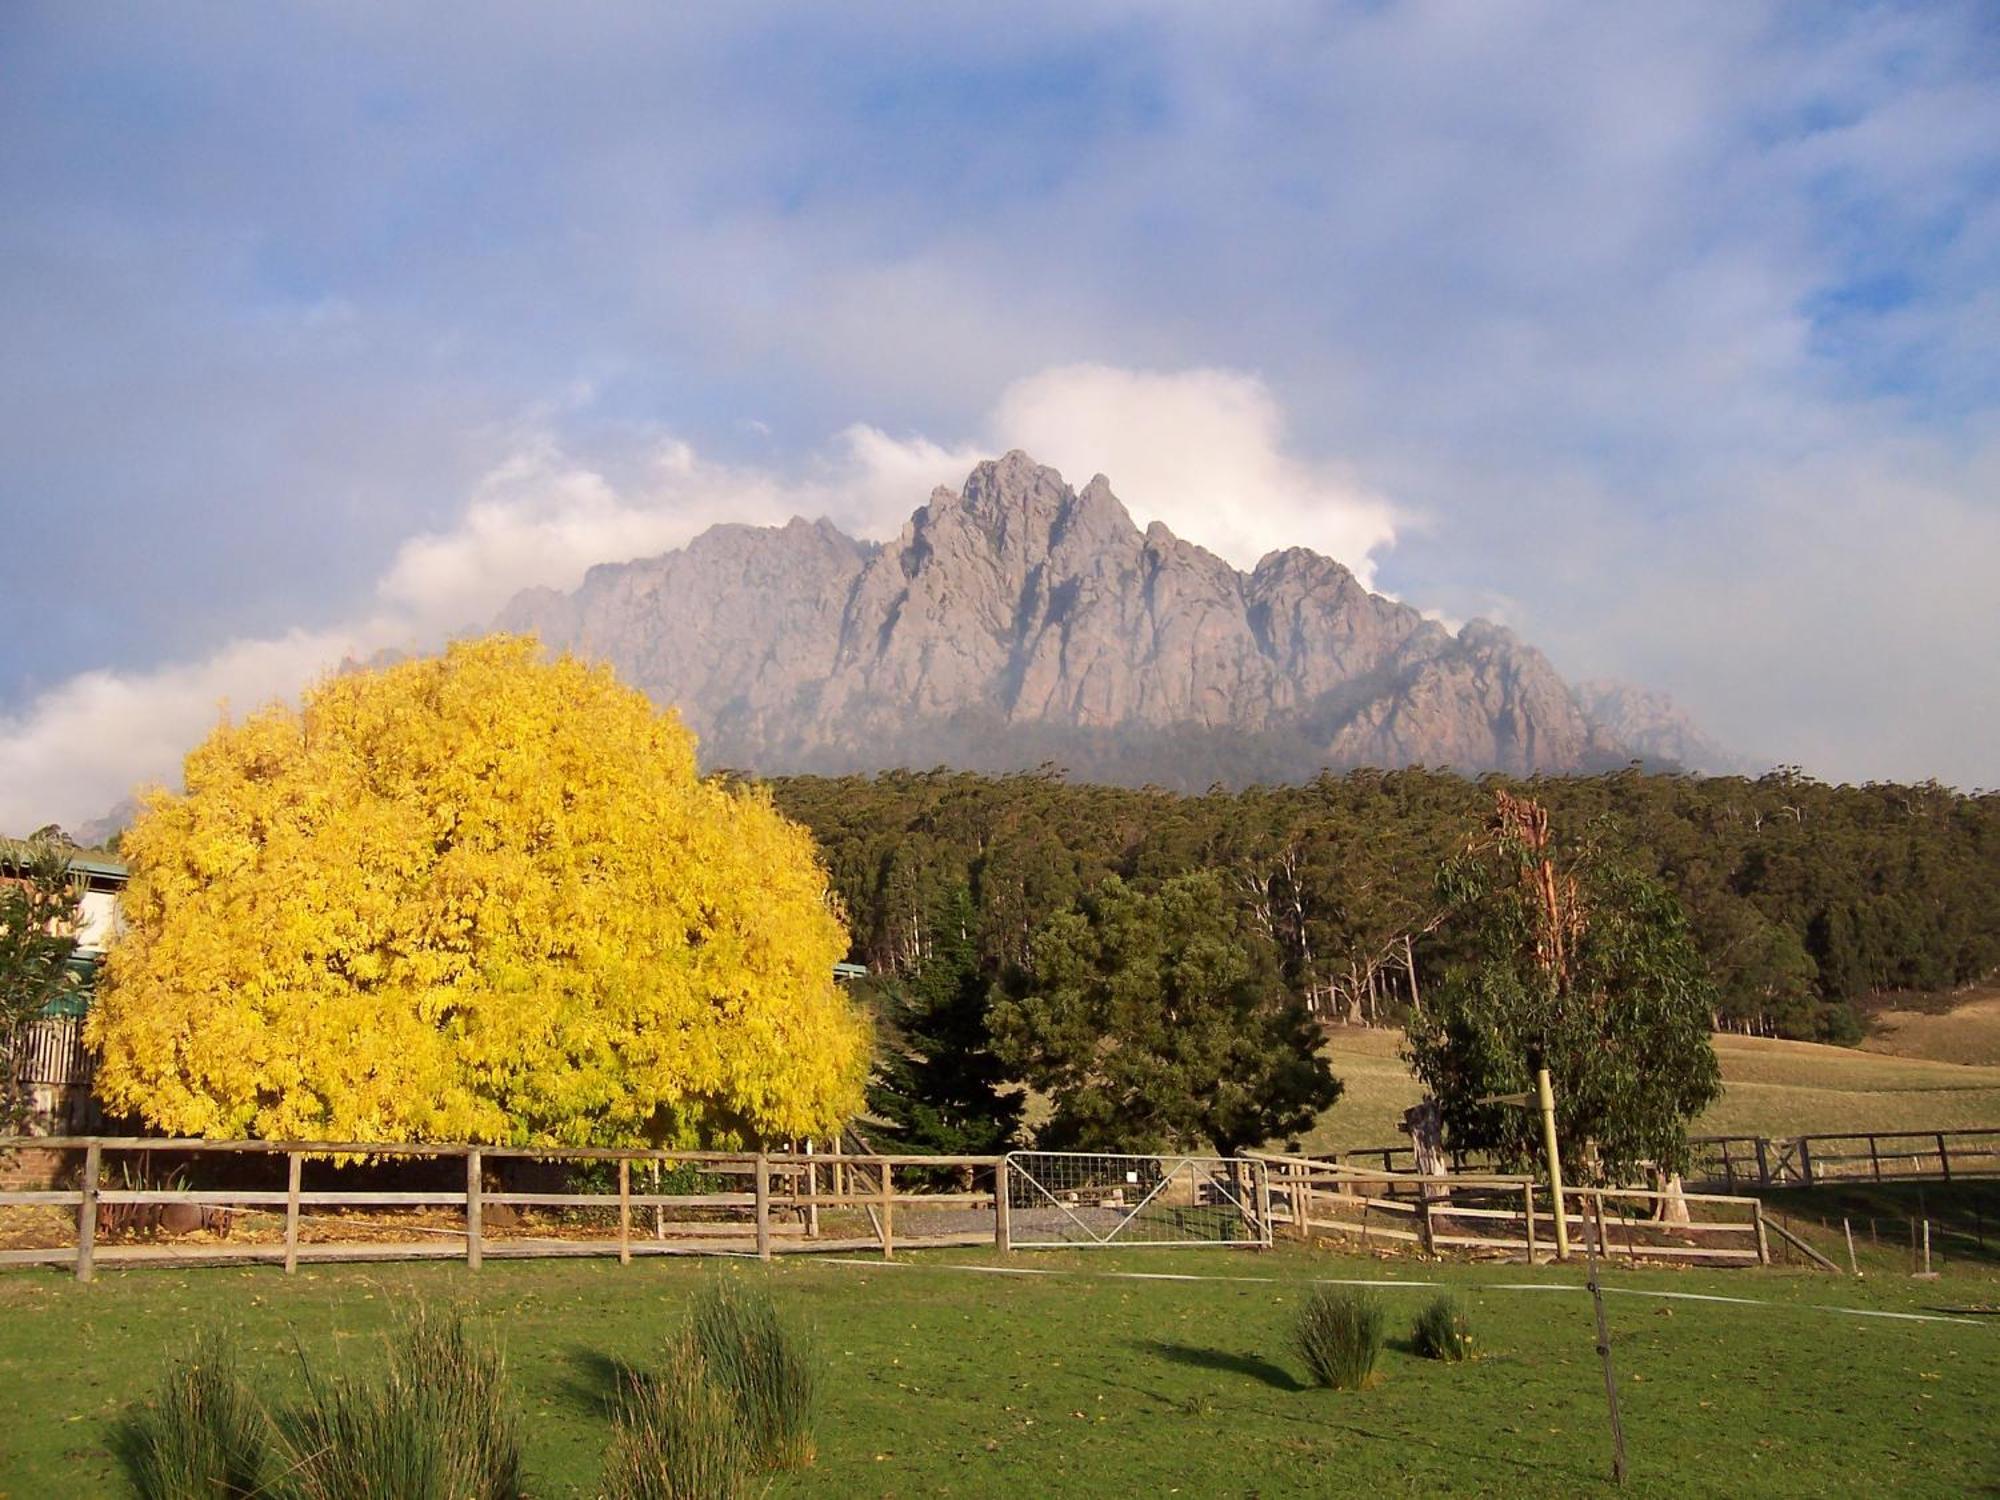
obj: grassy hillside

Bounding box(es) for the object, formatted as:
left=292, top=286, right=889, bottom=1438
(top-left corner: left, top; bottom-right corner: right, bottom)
left=1302, top=1026, right=2000, bottom=1153
left=1860, top=987, right=2000, bottom=1066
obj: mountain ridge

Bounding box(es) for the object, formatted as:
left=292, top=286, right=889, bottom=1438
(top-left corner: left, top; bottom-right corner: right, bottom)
left=496, top=451, right=1722, bottom=789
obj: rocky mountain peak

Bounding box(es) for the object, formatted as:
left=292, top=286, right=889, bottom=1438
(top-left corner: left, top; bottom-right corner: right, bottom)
left=498, top=453, right=1701, bottom=788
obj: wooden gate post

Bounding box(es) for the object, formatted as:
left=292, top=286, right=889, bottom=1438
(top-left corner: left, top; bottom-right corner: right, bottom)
left=880, top=1162, right=895, bottom=1262
left=755, top=1152, right=772, bottom=1262
left=1798, top=1137, right=1815, bottom=1187
left=1755, top=1136, right=1771, bottom=1188
left=1255, top=1162, right=1274, bottom=1249
left=617, top=1157, right=632, bottom=1266
left=75, top=1141, right=101, bottom=1283
left=465, top=1148, right=483, bottom=1270
left=994, top=1160, right=1013, bottom=1254
left=1936, top=1133, right=1952, bottom=1183
left=1524, top=1181, right=1538, bottom=1263
left=804, top=1139, right=820, bottom=1239
left=1752, top=1200, right=1771, bottom=1267
left=283, top=1151, right=302, bottom=1274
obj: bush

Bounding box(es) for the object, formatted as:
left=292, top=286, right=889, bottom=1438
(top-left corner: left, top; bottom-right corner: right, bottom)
left=124, top=1328, right=270, bottom=1499
left=1294, top=1286, right=1383, bottom=1391
left=279, top=1306, right=521, bottom=1500
left=1411, top=1295, right=1473, bottom=1362
left=601, top=1333, right=755, bottom=1500
left=688, top=1275, right=818, bottom=1470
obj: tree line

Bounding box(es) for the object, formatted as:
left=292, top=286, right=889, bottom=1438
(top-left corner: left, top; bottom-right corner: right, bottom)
left=770, top=764, right=2000, bottom=1050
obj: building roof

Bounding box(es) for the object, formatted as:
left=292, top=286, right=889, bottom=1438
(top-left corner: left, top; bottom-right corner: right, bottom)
left=0, top=837, right=127, bottom=883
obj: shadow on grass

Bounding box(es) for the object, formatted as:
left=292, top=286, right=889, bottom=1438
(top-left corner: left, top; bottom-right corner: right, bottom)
left=1138, top=1340, right=1304, bottom=1392
left=558, top=1345, right=634, bottom=1420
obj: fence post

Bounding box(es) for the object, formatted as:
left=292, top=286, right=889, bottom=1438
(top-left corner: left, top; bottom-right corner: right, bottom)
left=75, top=1141, right=101, bottom=1283
left=1869, top=1136, right=1882, bottom=1182
left=755, top=1152, right=772, bottom=1262
left=465, top=1148, right=483, bottom=1271
left=1752, top=1200, right=1771, bottom=1267
left=994, top=1159, right=1012, bottom=1254
left=1291, top=1162, right=1309, bottom=1241
left=1255, top=1162, right=1274, bottom=1249
left=1720, top=1139, right=1736, bottom=1193
left=1936, top=1133, right=1952, bottom=1183
left=618, top=1157, right=632, bottom=1266
left=804, top=1139, right=820, bottom=1240
left=880, top=1162, right=895, bottom=1262
left=1798, top=1137, right=1815, bottom=1187
left=1755, top=1137, right=1770, bottom=1188
left=1524, top=1181, right=1538, bottom=1263
left=283, top=1151, right=302, bottom=1274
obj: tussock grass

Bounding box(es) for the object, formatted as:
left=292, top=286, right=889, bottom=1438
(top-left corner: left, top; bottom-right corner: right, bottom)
left=123, top=1328, right=270, bottom=1499
left=1410, top=1295, right=1473, bottom=1362
left=600, top=1332, right=756, bottom=1500
left=279, top=1305, right=521, bottom=1500
left=688, top=1274, right=818, bottom=1471
left=1294, top=1286, right=1383, bottom=1391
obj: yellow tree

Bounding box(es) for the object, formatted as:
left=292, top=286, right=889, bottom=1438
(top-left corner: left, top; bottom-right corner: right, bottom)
left=89, top=636, right=869, bottom=1147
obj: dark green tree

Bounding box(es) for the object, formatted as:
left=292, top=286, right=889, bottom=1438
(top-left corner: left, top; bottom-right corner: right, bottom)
left=991, top=872, right=1341, bottom=1157
left=1, top=839, right=83, bottom=1126
left=864, top=888, right=1023, bottom=1154
left=1404, top=793, right=1721, bottom=1181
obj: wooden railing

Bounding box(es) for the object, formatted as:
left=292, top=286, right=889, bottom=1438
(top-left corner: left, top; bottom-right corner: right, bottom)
left=0, top=1136, right=1008, bottom=1283
left=1250, top=1151, right=1770, bottom=1267
left=1688, top=1128, right=2000, bottom=1189
left=5, top=1018, right=92, bottom=1087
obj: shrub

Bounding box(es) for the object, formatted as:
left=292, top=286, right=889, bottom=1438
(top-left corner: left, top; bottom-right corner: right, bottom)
left=601, top=1332, right=755, bottom=1500
left=124, top=1328, right=270, bottom=1499
left=688, top=1274, right=819, bottom=1470
left=1411, top=1295, right=1473, bottom=1362
left=1294, top=1286, right=1383, bottom=1391
left=279, top=1306, right=521, bottom=1500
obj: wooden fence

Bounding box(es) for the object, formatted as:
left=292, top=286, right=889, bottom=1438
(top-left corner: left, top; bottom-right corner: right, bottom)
left=1687, top=1128, right=2000, bottom=1189
left=6, top=1018, right=92, bottom=1087
left=1322, top=1126, right=2000, bottom=1193
left=0, top=1136, right=1013, bottom=1283
left=1251, top=1151, right=1770, bottom=1267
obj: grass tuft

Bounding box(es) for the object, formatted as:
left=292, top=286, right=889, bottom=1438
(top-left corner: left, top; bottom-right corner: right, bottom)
left=1294, top=1286, right=1383, bottom=1391
left=688, top=1274, right=818, bottom=1470
left=123, top=1327, right=270, bottom=1499
left=601, top=1332, right=756, bottom=1500
left=279, top=1305, right=521, bottom=1500
left=1410, top=1295, right=1473, bottom=1362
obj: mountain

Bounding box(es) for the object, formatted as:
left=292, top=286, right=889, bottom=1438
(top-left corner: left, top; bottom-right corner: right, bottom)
left=1574, top=680, right=1747, bottom=776
left=497, top=452, right=1659, bottom=788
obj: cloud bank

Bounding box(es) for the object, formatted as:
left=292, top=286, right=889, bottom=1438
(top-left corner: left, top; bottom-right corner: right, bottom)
left=1, top=365, right=1395, bottom=830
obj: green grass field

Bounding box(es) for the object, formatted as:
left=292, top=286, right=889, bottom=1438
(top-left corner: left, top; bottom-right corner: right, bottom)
left=1, top=1248, right=1994, bottom=1497
left=1302, top=1025, right=2000, bottom=1152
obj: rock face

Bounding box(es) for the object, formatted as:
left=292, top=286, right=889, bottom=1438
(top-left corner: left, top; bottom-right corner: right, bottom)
left=1574, top=680, right=1745, bottom=775
left=498, top=452, right=1645, bottom=787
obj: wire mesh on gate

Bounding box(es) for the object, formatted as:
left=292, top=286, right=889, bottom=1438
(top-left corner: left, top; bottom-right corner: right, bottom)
left=1004, top=1152, right=1269, bottom=1248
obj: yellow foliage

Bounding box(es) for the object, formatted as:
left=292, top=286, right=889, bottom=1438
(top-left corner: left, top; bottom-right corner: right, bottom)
left=89, top=636, right=868, bottom=1147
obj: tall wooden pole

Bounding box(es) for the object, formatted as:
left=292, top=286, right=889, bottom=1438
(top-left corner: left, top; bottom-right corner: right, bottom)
left=1587, top=1195, right=1628, bottom=1485
left=1537, top=1066, right=1570, bottom=1261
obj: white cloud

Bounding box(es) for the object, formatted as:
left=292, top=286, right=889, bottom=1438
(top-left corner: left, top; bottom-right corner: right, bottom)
left=12, top=366, right=1369, bottom=830
left=987, top=364, right=1398, bottom=584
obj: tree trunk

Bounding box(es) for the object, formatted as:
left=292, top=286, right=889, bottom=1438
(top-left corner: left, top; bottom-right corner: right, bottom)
left=1403, top=1097, right=1450, bottom=1203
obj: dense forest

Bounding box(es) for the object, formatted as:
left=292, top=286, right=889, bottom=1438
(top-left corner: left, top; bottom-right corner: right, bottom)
left=770, top=766, right=2000, bottom=1046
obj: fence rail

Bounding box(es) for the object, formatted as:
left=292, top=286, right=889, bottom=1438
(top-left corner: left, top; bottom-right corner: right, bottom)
left=1325, top=1126, right=2000, bottom=1192
left=1687, top=1128, right=2000, bottom=1189
left=0, top=1136, right=1011, bottom=1283
left=1250, top=1152, right=1770, bottom=1267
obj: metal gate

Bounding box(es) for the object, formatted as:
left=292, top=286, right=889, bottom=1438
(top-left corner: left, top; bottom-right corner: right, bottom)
left=1004, top=1151, right=1271, bottom=1249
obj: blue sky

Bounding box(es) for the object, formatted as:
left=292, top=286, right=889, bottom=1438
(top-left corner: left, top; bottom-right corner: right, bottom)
left=2, top=2, right=1997, bottom=823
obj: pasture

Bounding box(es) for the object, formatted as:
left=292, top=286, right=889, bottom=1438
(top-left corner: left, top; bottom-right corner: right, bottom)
left=1, top=1246, right=1993, bottom=1497
left=1305, top=1024, right=2000, bottom=1152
